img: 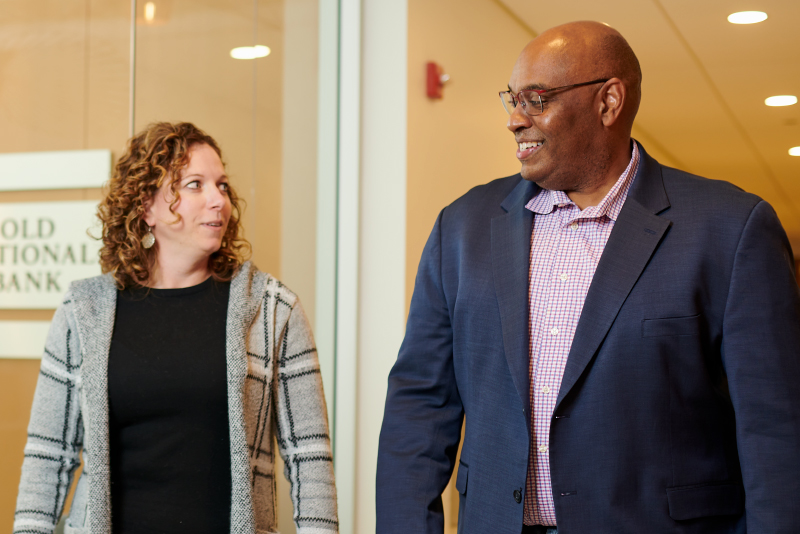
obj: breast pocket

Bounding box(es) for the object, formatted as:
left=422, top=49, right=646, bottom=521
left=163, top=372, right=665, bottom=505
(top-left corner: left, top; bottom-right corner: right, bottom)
left=642, top=314, right=701, bottom=337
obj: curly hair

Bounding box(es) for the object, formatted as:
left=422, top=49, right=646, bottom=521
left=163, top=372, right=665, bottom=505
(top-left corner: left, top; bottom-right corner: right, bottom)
left=97, top=122, right=250, bottom=289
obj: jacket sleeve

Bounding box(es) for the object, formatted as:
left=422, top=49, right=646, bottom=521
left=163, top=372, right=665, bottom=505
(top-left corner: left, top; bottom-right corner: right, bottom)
left=273, top=297, right=339, bottom=534
left=376, top=210, right=464, bottom=534
left=14, top=293, right=84, bottom=534
left=721, top=200, right=800, bottom=532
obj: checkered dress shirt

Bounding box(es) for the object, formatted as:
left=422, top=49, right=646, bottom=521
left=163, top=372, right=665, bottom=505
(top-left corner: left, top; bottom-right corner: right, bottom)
left=522, top=144, right=640, bottom=525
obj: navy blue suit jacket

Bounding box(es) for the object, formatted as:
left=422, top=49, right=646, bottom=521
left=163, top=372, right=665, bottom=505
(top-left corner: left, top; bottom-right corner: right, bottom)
left=376, top=143, right=800, bottom=533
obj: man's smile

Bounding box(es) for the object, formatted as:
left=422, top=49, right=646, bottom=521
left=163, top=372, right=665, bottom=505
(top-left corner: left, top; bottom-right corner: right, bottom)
left=517, top=139, right=544, bottom=159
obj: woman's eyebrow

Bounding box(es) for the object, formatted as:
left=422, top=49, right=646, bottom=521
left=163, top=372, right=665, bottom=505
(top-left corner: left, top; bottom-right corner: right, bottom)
left=182, top=173, right=228, bottom=180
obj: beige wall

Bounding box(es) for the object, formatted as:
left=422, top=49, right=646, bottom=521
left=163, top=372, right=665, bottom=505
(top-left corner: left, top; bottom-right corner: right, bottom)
left=406, top=0, right=533, bottom=312
left=406, top=0, right=535, bottom=529
left=0, top=1, right=131, bottom=154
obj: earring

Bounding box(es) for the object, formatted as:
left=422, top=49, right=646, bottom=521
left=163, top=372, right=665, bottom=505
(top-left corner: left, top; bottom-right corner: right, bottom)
left=142, top=225, right=155, bottom=249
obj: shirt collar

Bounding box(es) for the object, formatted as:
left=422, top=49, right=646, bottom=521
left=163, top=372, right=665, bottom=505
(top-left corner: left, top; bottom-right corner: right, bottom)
left=526, top=142, right=640, bottom=222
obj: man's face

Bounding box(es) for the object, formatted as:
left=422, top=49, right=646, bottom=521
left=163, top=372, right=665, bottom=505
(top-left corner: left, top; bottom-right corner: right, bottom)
left=506, top=42, right=604, bottom=191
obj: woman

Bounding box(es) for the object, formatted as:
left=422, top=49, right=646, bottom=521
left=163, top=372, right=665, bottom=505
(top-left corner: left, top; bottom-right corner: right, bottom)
left=14, top=122, right=338, bottom=534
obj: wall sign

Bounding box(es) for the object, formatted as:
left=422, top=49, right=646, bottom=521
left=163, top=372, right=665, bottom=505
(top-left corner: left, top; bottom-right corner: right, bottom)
left=0, top=200, right=102, bottom=309
left=0, top=149, right=110, bottom=357
left=0, top=149, right=111, bottom=191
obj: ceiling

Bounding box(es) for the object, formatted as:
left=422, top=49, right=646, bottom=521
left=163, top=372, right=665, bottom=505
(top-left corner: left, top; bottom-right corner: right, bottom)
left=499, top=0, right=800, bottom=250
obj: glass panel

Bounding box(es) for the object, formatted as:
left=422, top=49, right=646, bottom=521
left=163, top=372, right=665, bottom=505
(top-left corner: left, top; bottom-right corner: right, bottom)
left=0, top=1, right=322, bottom=532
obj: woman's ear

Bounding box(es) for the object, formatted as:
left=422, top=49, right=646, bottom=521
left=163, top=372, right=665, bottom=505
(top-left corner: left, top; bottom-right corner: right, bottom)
left=143, top=196, right=156, bottom=227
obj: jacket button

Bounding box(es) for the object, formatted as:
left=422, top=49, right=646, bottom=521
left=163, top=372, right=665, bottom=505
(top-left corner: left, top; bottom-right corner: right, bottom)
left=513, top=489, right=522, bottom=503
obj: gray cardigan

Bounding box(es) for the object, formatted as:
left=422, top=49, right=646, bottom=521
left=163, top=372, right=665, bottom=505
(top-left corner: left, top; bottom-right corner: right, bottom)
left=14, top=262, right=338, bottom=534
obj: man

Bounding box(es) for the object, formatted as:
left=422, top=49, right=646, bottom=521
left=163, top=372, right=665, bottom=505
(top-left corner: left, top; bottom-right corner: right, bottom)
left=376, top=21, right=800, bottom=534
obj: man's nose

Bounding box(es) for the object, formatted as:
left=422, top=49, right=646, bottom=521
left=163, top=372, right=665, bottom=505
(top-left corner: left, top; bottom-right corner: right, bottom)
left=506, top=103, right=531, bottom=133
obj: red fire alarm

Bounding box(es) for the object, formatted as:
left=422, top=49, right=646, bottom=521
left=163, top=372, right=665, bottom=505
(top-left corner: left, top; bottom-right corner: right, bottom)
left=426, top=62, right=450, bottom=99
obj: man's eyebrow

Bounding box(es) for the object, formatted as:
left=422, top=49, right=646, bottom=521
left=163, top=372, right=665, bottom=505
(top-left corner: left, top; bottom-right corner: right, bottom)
left=506, top=83, right=549, bottom=92
left=520, top=83, right=548, bottom=91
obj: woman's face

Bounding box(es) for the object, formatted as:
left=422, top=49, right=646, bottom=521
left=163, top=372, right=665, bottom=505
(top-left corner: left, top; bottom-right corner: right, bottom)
left=144, top=143, right=232, bottom=267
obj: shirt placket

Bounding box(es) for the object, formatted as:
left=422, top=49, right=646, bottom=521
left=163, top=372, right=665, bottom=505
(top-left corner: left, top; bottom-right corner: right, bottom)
left=526, top=210, right=558, bottom=523
left=532, top=205, right=577, bottom=523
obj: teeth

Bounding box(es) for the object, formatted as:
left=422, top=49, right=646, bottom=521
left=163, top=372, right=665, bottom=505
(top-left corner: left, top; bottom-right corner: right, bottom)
left=519, top=141, right=543, bottom=150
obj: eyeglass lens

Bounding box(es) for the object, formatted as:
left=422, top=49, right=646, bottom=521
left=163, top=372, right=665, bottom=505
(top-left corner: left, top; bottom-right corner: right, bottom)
left=501, top=91, right=543, bottom=116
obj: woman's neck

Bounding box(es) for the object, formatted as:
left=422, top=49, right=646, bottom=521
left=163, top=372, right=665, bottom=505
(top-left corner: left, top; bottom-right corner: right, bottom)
left=147, top=254, right=212, bottom=289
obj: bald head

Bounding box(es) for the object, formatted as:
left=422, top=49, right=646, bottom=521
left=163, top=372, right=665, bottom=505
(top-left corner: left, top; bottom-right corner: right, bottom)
left=520, top=21, right=642, bottom=125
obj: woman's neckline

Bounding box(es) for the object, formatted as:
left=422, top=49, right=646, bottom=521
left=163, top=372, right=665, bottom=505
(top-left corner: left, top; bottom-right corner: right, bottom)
left=129, top=276, right=216, bottom=297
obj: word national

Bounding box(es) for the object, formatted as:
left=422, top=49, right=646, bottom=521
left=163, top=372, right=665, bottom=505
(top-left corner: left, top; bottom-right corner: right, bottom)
left=0, top=216, right=98, bottom=295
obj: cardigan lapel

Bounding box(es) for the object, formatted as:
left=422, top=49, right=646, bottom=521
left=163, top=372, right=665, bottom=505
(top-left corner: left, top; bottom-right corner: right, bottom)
left=70, top=274, right=116, bottom=534
left=492, top=177, right=538, bottom=431
left=555, top=142, right=672, bottom=412
left=225, top=261, right=266, bottom=396
left=224, top=261, right=265, bottom=533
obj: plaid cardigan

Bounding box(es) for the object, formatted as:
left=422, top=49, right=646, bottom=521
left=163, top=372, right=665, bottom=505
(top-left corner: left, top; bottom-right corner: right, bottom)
left=14, top=262, right=338, bottom=534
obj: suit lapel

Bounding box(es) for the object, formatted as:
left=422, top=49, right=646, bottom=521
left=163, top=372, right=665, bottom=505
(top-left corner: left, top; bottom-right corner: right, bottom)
left=492, top=177, right=537, bottom=428
left=555, top=143, right=672, bottom=411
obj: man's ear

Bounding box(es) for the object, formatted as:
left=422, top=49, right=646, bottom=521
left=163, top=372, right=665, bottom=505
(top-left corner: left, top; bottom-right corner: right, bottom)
left=599, top=78, right=625, bottom=127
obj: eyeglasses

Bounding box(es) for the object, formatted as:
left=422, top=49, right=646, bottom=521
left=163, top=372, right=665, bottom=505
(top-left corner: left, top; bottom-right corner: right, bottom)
left=499, top=78, right=610, bottom=116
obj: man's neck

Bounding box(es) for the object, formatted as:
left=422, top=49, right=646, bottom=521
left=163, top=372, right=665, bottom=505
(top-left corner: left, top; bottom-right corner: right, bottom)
left=566, top=141, right=633, bottom=210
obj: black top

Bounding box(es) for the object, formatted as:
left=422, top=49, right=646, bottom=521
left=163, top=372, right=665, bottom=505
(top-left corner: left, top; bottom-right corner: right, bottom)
left=108, top=277, right=231, bottom=534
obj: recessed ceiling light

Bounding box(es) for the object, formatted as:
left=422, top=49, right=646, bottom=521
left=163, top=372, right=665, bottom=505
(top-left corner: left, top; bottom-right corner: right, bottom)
left=230, top=45, right=271, bottom=60
left=144, top=2, right=156, bottom=22
left=790, top=147, right=800, bottom=156
left=765, top=95, right=798, bottom=107
left=727, top=11, right=768, bottom=24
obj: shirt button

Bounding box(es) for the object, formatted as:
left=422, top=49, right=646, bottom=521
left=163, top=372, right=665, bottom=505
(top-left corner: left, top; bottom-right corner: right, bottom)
left=542, top=386, right=551, bottom=394
left=559, top=273, right=569, bottom=281
left=570, top=222, right=579, bottom=230
left=538, top=445, right=548, bottom=453
left=550, top=327, right=559, bottom=335
left=513, top=489, right=522, bottom=503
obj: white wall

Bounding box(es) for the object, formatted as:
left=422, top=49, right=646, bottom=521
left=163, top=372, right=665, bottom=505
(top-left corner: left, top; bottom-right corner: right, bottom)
left=356, top=0, right=408, bottom=531
left=332, top=0, right=408, bottom=531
